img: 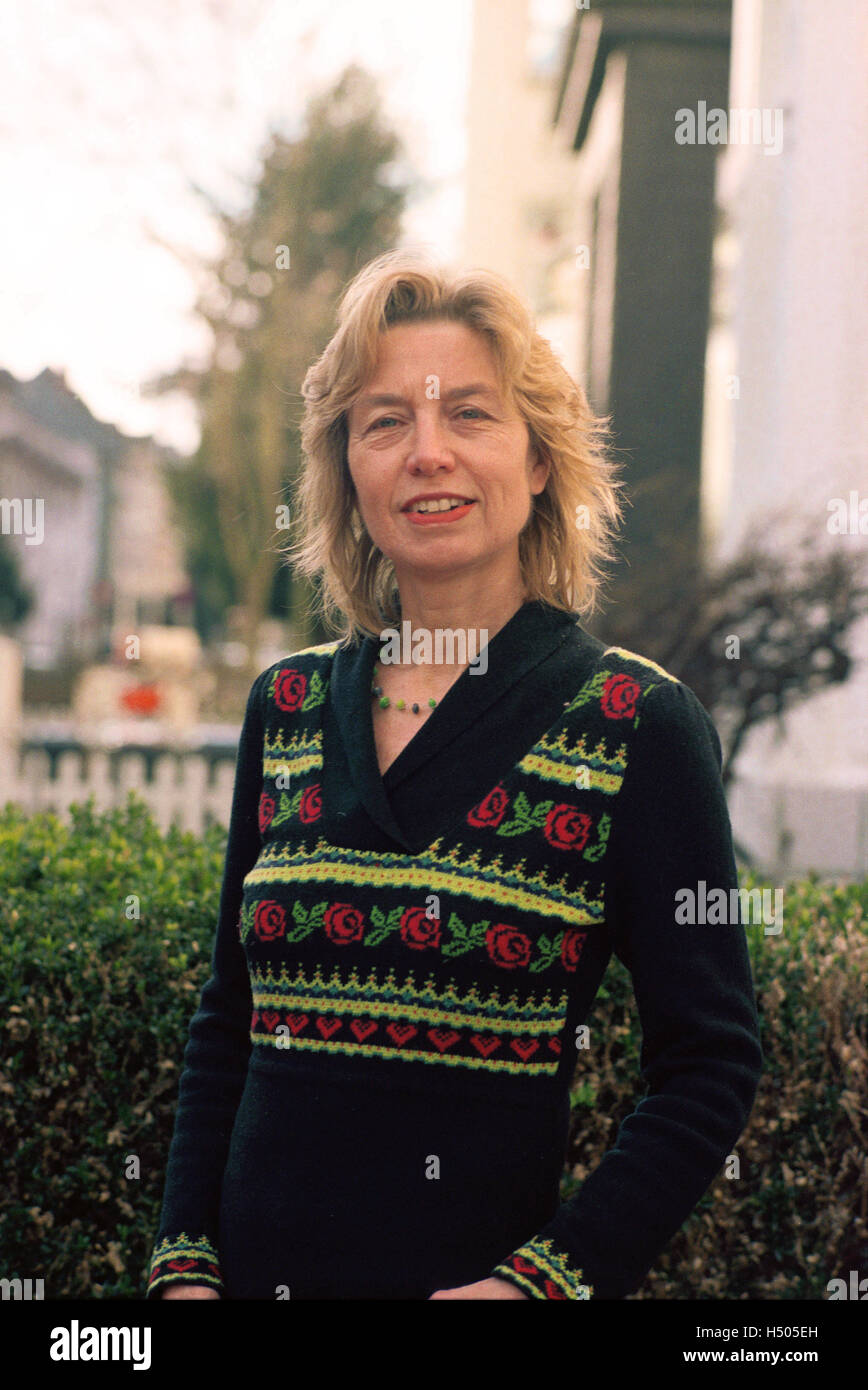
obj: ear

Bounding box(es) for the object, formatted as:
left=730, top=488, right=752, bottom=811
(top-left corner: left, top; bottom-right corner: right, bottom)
left=529, top=442, right=551, bottom=494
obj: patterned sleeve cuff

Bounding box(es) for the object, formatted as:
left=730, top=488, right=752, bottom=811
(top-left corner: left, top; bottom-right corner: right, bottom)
left=490, top=1235, right=593, bottom=1300
left=146, top=1233, right=223, bottom=1299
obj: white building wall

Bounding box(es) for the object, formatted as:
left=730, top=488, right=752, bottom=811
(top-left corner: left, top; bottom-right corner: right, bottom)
left=0, top=399, right=100, bottom=668
left=109, top=440, right=189, bottom=612
left=709, top=0, right=868, bottom=873
left=462, top=0, right=585, bottom=379
left=462, top=0, right=868, bottom=872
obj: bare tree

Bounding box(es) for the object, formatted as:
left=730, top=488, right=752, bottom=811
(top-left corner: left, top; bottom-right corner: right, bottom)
left=597, top=520, right=868, bottom=789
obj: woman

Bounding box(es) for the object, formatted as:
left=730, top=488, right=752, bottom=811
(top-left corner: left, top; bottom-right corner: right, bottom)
left=146, top=251, right=763, bottom=1300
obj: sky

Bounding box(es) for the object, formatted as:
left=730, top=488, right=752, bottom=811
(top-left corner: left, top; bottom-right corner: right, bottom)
left=0, top=0, right=477, bottom=454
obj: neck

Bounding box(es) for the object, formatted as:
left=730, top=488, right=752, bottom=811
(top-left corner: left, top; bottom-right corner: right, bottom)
left=383, top=577, right=530, bottom=681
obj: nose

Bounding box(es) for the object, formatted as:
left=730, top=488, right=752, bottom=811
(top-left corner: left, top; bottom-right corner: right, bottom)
left=405, top=409, right=454, bottom=470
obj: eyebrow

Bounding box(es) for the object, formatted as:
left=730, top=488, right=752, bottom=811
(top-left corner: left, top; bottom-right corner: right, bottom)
left=355, top=383, right=502, bottom=411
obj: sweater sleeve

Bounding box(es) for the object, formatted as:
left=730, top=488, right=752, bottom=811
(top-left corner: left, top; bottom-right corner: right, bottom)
left=145, top=669, right=266, bottom=1298
left=489, top=677, right=764, bottom=1299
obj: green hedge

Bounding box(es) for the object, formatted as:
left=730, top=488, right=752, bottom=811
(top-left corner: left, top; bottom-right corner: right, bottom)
left=1, top=793, right=865, bottom=1298
left=0, top=795, right=227, bottom=1298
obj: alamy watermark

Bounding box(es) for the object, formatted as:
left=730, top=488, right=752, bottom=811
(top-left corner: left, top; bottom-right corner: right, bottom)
left=827, top=490, right=868, bottom=535
left=377, top=622, right=489, bottom=675
left=1, top=1275, right=44, bottom=1299
left=826, top=1270, right=868, bottom=1299
left=0, top=496, right=44, bottom=545
left=49, top=1320, right=151, bottom=1370
left=675, top=881, right=783, bottom=935
left=675, top=102, right=784, bottom=156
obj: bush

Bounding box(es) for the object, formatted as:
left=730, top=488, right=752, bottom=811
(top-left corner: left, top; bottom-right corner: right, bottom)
left=1, top=794, right=865, bottom=1298
left=0, top=794, right=228, bottom=1298
left=568, top=870, right=868, bottom=1298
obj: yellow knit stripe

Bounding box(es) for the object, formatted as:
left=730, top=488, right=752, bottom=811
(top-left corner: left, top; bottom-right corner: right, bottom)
left=249, top=962, right=560, bottom=1015
left=262, top=753, right=323, bottom=778
left=490, top=1266, right=544, bottom=1298
left=261, top=728, right=323, bottom=779
left=243, top=840, right=605, bottom=927
left=149, top=1232, right=219, bottom=1262
left=519, top=750, right=624, bottom=794
left=493, top=1238, right=594, bottom=1298
left=602, top=645, right=678, bottom=683
left=265, top=728, right=323, bottom=754
left=249, top=1031, right=560, bottom=1076
left=147, top=1233, right=222, bottom=1292
left=250, top=985, right=567, bottom=1036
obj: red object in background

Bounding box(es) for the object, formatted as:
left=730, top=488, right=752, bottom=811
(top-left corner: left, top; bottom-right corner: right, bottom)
left=120, top=683, right=162, bottom=715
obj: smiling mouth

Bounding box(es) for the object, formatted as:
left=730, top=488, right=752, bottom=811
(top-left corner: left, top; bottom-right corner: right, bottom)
left=403, top=500, right=476, bottom=514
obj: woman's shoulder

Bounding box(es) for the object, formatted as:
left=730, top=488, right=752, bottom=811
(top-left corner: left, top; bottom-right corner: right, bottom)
left=566, top=633, right=679, bottom=709
left=596, top=643, right=679, bottom=686
left=570, top=634, right=719, bottom=752
left=249, top=640, right=343, bottom=716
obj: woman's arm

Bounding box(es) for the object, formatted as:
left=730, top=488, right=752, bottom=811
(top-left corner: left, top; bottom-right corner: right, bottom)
left=488, top=677, right=764, bottom=1299
left=145, top=669, right=267, bottom=1299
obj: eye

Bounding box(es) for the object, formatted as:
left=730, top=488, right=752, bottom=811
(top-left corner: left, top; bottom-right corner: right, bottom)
left=458, top=407, right=486, bottom=419
left=369, top=415, right=400, bottom=430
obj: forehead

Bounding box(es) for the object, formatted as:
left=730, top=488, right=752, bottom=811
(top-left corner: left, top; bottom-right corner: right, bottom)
left=352, top=319, right=506, bottom=410
left=375, top=318, right=487, bottom=352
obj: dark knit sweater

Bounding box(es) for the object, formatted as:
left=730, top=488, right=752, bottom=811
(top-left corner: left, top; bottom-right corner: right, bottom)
left=146, top=599, right=763, bottom=1300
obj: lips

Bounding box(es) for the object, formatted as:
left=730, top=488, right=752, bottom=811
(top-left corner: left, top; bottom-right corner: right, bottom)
left=402, top=497, right=474, bottom=513
left=402, top=500, right=476, bottom=525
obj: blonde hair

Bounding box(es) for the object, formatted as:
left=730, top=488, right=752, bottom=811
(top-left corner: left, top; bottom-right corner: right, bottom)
left=285, top=249, right=623, bottom=645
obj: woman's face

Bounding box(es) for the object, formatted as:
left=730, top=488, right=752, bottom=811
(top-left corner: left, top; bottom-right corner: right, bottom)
left=345, top=319, right=549, bottom=597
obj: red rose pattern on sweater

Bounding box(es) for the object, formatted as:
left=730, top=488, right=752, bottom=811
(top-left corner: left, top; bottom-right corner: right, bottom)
left=234, top=648, right=673, bottom=1080
left=147, top=639, right=682, bottom=1300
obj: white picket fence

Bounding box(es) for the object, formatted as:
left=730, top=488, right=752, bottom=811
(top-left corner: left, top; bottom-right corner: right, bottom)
left=0, top=742, right=238, bottom=835
left=2, top=742, right=867, bottom=876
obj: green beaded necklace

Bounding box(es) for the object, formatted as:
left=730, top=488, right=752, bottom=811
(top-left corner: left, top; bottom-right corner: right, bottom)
left=371, top=661, right=437, bottom=714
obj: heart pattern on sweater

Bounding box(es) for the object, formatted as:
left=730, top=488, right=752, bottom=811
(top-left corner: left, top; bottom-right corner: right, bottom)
left=350, top=1019, right=378, bottom=1041
left=386, top=1022, right=418, bottom=1045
